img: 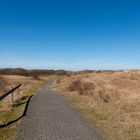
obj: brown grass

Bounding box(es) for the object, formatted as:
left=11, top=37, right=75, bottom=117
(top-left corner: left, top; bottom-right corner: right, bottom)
left=0, top=76, right=8, bottom=92
left=0, top=75, right=43, bottom=112
left=53, top=70, right=140, bottom=140
left=0, top=75, right=47, bottom=140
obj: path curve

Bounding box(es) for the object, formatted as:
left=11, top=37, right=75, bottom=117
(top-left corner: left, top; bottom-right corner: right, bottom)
left=15, top=81, right=105, bottom=140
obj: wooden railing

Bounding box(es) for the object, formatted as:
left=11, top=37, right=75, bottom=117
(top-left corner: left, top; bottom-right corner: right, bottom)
left=0, top=84, right=21, bottom=104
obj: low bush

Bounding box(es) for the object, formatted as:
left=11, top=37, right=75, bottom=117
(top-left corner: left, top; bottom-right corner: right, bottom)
left=67, top=79, right=95, bottom=95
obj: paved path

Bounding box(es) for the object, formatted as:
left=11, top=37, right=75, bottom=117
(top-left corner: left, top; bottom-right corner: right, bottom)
left=15, top=81, right=105, bottom=140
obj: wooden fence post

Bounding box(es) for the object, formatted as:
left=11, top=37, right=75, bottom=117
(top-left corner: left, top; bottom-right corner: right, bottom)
left=18, top=87, right=20, bottom=94
left=11, top=86, right=14, bottom=104
left=11, top=92, right=14, bottom=104
left=0, top=84, right=22, bottom=102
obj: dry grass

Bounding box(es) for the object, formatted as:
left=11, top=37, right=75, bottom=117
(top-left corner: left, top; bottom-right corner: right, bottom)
left=0, top=75, right=44, bottom=112
left=0, top=76, right=7, bottom=93
left=0, top=75, right=48, bottom=140
left=67, top=78, right=95, bottom=95
left=53, top=70, right=140, bottom=140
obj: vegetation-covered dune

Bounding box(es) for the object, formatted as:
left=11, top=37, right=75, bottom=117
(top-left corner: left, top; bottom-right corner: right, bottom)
left=53, top=70, right=140, bottom=140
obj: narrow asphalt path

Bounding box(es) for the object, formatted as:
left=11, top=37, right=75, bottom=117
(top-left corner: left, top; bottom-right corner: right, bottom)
left=15, top=81, right=105, bottom=140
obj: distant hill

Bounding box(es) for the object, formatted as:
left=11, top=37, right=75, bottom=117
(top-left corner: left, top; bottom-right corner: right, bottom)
left=0, top=68, right=71, bottom=76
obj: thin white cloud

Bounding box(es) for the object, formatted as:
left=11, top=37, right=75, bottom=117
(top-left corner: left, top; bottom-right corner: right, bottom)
left=0, top=58, right=64, bottom=70
left=0, top=57, right=139, bottom=70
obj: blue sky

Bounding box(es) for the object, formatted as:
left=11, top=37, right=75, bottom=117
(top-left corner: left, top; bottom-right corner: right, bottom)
left=0, top=0, right=140, bottom=70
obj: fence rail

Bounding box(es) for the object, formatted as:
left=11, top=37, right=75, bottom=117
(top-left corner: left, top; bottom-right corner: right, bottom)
left=0, top=84, right=21, bottom=102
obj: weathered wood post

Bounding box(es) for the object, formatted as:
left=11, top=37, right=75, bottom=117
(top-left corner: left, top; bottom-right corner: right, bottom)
left=18, top=86, right=20, bottom=94
left=11, top=86, right=14, bottom=104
